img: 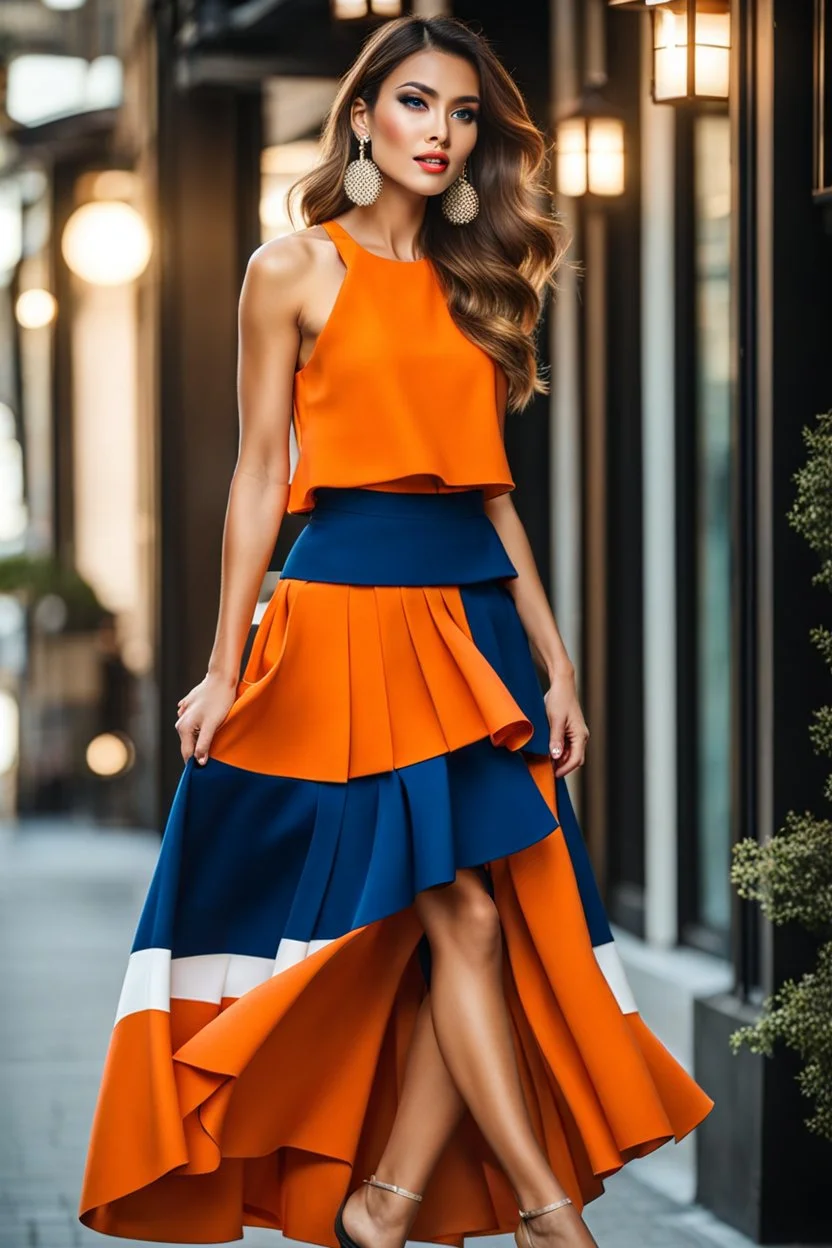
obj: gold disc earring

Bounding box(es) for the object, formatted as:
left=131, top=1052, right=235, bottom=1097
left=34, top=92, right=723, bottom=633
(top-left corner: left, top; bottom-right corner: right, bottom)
left=441, top=160, right=479, bottom=225
left=344, top=134, right=383, bottom=206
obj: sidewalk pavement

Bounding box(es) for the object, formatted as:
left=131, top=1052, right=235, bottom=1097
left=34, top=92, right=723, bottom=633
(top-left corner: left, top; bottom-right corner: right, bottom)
left=0, top=819, right=760, bottom=1248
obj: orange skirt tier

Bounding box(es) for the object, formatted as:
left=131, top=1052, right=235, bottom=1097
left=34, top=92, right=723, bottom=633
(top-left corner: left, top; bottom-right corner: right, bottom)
left=79, top=488, right=714, bottom=1245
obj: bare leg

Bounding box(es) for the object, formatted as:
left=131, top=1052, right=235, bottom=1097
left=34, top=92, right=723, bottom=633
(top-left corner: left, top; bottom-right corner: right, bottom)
left=341, top=869, right=598, bottom=1248
left=414, top=869, right=597, bottom=1248
left=341, top=990, right=467, bottom=1248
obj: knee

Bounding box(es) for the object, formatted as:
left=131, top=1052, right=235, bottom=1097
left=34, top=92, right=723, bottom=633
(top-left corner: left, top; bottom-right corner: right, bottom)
left=460, top=891, right=503, bottom=963
left=419, top=878, right=503, bottom=966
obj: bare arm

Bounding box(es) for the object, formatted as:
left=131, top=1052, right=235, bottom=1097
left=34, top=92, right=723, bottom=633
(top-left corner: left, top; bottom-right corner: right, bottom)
left=485, top=493, right=573, bottom=683
left=484, top=376, right=589, bottom=778
left=175, top=236, right=307, bottom=764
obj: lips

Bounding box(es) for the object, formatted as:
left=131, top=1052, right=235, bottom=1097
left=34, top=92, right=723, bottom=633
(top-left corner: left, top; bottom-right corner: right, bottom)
left=414, top=153, right=449, bottom=173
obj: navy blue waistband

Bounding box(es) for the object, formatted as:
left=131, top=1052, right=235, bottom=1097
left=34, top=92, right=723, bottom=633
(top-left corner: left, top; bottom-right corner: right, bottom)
left=280, top=488, right=518, bottom=586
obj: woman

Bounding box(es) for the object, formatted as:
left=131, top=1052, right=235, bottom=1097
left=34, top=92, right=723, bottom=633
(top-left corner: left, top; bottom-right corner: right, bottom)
left=79, top=15, right=713, bottom=1248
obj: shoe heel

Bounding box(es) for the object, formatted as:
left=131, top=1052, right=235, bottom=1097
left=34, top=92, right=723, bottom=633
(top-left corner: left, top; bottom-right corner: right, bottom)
left=334, top=1200, right=362, bottom=1248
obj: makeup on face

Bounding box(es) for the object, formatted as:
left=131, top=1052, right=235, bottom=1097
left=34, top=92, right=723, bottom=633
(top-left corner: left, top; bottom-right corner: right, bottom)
left=366, top=53, right=481, bottom=184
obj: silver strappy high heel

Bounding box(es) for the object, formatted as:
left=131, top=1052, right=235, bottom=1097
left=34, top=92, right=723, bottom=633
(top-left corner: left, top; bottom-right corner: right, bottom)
left=334, top=1174, right=423, bottom=1248
left=516, top=1196, right=573, bottom=1246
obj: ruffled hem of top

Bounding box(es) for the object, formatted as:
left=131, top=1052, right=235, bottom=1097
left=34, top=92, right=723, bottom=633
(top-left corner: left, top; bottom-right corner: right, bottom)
left=210, top=580, right=541, bottom=782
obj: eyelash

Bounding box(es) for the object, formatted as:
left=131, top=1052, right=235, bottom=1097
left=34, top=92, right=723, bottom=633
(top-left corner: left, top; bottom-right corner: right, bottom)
left=397, top=94, right=479, bottom=124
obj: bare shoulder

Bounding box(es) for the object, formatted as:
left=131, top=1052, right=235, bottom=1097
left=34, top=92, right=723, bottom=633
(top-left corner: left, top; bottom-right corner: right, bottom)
left=250, top=225, right=338, bottom=282
left=241, top=226, right=336, bottom=323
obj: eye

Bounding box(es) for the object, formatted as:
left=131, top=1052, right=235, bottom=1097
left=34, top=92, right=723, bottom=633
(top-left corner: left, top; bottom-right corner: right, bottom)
left=397, top=94, right=479, bottom=124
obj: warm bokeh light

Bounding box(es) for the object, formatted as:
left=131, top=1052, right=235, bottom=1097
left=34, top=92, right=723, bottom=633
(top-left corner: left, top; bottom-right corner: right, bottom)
left=15, top=289, right=57, bottom=329
left=557, top=115, right=625, bottom=198
left=587, top=118, right=626, bottom=196
left=62, top=201, right=152, bottom=285
left=86, top=732, right=136, bottom=777
left=121, top=636, right=154, bottom=676
left=653, top=6, right=731, bottom=101
left=260, top=141, right=322, bottom=240
left=0, top=690, right=19, bottom=777
left=557, top=118, right=590, bottom=198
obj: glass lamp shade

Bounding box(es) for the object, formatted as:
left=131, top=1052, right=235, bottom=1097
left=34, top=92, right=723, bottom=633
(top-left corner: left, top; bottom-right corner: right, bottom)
left=652, top=2, right=731, bottom=102
left=556, top=109, right=625, bottom=198
left=331, top=0, right=402, bottom=16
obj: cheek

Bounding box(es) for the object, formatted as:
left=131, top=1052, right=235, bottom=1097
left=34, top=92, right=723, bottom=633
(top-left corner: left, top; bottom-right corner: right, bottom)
left=374, top=109, right=418, bottom=148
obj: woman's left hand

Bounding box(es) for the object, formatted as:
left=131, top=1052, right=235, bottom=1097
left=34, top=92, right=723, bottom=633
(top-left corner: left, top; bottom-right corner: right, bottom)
left=543, top=667, right=590, bottom=779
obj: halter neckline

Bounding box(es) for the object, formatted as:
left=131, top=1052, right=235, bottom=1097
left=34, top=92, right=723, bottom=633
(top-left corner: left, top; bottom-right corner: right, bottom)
left=325, top=219, right=429, bottom=267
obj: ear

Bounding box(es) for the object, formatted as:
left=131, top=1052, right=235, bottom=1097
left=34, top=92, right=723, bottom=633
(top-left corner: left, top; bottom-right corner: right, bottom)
left=351, top=97, right=370, bottom=139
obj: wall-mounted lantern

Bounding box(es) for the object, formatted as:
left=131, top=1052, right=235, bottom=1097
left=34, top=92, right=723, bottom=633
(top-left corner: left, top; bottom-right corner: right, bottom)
left=556, top=87, right=626, bottom=199
left=330, top=0, right=402, bottom=17
left=610, top=0, right=731, bottom=104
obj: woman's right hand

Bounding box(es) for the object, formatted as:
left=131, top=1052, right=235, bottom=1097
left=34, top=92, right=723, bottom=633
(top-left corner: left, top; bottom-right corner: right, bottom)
left=175, top=672, right=239, bottom=766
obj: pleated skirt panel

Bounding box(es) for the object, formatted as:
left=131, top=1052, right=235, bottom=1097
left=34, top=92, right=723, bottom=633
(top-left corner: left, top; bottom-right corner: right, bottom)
left=78, top=488, right=714, bottom=1245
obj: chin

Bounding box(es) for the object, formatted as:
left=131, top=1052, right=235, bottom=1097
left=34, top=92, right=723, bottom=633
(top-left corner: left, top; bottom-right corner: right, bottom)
left=404, top=178, right=452, bottom=199
left=388, top=165, right=453, bottom=198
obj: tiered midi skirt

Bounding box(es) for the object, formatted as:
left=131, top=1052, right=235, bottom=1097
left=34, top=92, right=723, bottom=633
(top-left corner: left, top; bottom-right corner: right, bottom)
left=79, top=487, right=714, bottom=1246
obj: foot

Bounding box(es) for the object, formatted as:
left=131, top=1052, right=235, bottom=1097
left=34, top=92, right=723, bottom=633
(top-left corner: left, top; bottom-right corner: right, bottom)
left=341, top=1180, right=420, bottom=1248
left=515, top=1202, right=599, bottom=1248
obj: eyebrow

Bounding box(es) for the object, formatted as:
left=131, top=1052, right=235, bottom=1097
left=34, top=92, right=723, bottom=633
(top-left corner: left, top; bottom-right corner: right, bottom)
left=395, top=80, right=481, bottom=105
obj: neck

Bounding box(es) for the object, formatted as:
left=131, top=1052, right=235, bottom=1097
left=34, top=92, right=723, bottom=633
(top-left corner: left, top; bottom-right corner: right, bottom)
left=342, top=196, right=427, bottom=257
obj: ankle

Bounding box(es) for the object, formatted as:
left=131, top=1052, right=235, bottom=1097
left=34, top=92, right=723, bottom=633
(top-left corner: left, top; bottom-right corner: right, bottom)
left=517, top=1189, right=571, bottom=1217
left=362, top=1178, right=420, bottom=1230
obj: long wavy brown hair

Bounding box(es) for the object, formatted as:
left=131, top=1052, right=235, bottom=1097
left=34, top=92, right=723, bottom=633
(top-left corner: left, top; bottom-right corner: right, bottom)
left=287, top=15, right=568, bottom=414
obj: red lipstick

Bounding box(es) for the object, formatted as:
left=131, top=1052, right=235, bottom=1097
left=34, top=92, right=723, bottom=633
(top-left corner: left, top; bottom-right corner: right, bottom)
left=413, top=151, right=449, bottom=174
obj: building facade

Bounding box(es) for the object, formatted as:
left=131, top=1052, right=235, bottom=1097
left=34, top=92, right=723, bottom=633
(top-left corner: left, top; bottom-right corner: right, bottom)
left=557, top=0, right=832, bottom=1239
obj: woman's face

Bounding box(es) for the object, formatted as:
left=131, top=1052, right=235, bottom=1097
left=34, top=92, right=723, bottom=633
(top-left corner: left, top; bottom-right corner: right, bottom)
left=352, top=50, right=481, bottom=199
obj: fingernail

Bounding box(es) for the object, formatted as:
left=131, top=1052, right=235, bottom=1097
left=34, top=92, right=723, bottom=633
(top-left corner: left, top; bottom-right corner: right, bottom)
left=197, top=754, right=206, bottom=765
left=551, top=744, right=562, bottom=757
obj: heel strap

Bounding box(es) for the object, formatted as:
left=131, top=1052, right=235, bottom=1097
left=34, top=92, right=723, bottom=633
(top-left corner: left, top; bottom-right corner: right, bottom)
left=519, top=1197, right=572, bottom=1220
left=364, top=1175, right=423, bottom=1203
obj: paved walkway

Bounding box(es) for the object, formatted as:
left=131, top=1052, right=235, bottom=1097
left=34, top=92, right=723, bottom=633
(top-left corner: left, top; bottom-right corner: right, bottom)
left=0, top=819, right=761, bottom=1248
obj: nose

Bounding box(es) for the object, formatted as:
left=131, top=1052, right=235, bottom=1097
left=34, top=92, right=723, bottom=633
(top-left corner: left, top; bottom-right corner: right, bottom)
left=426, top=116, right=450, bottom=147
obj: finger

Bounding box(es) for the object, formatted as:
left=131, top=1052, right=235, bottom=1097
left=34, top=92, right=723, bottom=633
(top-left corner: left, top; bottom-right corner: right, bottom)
left=548, top=716, right=566, bottom=760
left=176, top=715, right=198, bottom=763
left=555, top=733, right=589, bottom=777
left=193, top=722, right=215, bottom=766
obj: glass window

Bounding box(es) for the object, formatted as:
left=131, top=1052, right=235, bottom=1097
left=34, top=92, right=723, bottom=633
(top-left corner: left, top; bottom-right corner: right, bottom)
left=692, top=113, right=733, bottom=941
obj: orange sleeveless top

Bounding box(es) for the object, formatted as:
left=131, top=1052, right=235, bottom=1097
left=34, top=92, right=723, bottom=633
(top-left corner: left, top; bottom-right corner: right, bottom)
left=288, top=218, right=515, bottom=514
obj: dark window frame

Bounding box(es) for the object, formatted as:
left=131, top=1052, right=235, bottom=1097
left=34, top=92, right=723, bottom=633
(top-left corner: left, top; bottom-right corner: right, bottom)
left=603, top=9, right=647, bottom=939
